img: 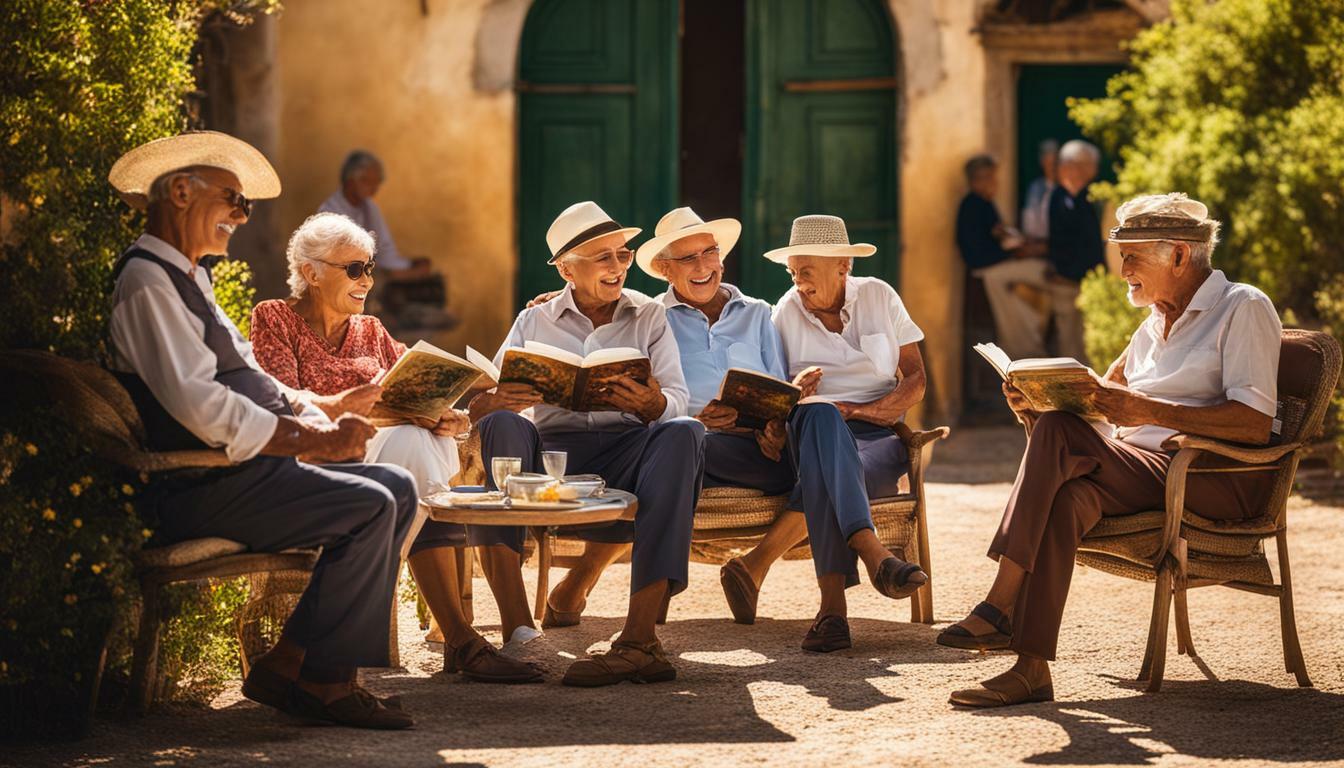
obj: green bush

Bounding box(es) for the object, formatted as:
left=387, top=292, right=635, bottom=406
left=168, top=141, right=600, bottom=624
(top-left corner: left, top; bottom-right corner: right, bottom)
left=1079, top=266, right=1147, bottom=371
left=211, top=256, right=257, bottom=335
left=1314, top=277, right=1344, bottom=460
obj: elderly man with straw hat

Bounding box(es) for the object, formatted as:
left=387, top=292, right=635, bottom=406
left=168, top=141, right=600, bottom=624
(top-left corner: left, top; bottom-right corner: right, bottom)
left=941, top=193, right=1282, bottom=708
left=468, top=201, right=706, bottom=687
left=765, top=214, right=931, bottom=651
left=107, top=131, right=416, bottom=729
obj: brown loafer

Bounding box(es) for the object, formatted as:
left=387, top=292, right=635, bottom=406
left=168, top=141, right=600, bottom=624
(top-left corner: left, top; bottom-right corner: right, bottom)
left=802, top=614, right=852, bottom=653
left=242, top=664, right=293, bottom=710
left=542, top=596, right=586, bottom=629
left=949, top=670, right=1054, bottom=708
left=445, top=636, right=544, bottom=683
left=873, top=556, right=927, bottom=600
left=720, top=557, right=760, bottom=625
left=561, top=639, right=676, bottom=687
left=283, top=686, right=414, bottom=730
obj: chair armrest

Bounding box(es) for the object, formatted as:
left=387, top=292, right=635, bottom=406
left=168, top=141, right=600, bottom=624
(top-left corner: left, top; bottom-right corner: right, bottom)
left=132, top=449, right=234, bottom=473
left=894, top=423, right=951, bottom=451
left=1160, top=434, right=1300, bottom=464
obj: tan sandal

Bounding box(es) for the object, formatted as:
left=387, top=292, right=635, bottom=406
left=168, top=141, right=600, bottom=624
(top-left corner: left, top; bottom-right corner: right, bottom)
left=561, top=639, right=676, bottom=687
left=949, top=670, right=1054, bottom=708
left=541, top=596, right=586, bottom=628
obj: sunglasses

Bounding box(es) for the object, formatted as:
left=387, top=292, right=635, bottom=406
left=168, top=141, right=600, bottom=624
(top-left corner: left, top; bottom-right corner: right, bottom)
left=315, top=258, right=376, bottom=280
left=190, top=175, right=253, bottom=217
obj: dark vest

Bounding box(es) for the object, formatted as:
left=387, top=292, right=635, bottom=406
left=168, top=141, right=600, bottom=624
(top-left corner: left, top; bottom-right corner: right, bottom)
left=112, top=247, right=292, bottom=452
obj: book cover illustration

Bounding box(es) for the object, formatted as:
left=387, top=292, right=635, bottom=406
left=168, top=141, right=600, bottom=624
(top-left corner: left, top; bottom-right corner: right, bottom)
left=717, top=368, right=802, bottom=430
left=499, top=341, right=651, bottom=413
left=377, top=341, right=498, bottom=422
left=972, top=342, right=1104, bottom=420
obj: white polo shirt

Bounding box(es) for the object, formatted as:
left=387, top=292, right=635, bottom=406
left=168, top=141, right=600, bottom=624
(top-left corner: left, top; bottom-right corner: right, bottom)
left=772, top=275, right=925, bottom=404
left=1116, top=269, right=1281, bottom=451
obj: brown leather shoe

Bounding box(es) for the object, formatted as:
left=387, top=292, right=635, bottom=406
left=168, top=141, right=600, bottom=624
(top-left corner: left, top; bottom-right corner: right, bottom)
left=873, top=556, right=927, bottom=600
left=720, top=557, right=760, bottom=625
left=801, top=615, right=852, bottom=653
left=541, top=596, right=586, bottom=628
left=561, top=639, right=676, bottom=687
left=283, top=686, right=414, bottom=730
left=949, top=670, right=1054, bottom=708
left=445, top=636, right=544, bottom=683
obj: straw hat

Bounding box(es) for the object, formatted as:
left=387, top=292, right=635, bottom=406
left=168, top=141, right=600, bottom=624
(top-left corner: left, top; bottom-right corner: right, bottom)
left=763, top=215, right=875, bottom=263
left=1109, top=192, right=1219, bottom=244
left=634, top=207, right=741, bottom=280
left=545, top=201, right=641, bottom=264
left=108, top=131, right=280, bottom=211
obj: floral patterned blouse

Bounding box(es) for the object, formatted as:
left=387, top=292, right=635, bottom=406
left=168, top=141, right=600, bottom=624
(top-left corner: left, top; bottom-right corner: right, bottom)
left=251, top=299, right=406, bottom=396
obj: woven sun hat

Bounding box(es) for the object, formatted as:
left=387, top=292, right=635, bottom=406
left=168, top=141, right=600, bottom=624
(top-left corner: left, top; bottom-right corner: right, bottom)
left=634, top=206, right=741, bottom=280
left=1109, top=192, right=1219, bottom=244
left=545, top=201, right=641, bottom=264
left=763, top=214, right=876, bottom=264
left=108, top=130, right=280, bottom=212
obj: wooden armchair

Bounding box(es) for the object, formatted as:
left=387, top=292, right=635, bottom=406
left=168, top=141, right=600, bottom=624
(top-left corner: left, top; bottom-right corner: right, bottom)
left=1075, top=329, right=1341, bottom=692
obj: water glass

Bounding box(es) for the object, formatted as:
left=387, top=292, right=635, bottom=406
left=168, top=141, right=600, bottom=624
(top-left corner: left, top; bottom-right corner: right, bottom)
left=491, top=456, right=523, bottom=492
left=542, top=450, right=568, bottom=481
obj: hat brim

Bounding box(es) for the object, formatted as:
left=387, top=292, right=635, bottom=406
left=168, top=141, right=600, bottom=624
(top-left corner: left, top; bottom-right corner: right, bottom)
left=763, top=243, right=876, bottom=264
left=546, top=227, right=642, bottom=264
left=109, top=131, right=281, bottom=212
left=635, top=218, right=742, bottom=280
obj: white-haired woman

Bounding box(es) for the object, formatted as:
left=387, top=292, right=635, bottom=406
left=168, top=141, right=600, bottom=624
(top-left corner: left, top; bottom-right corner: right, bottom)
left=251, top=212, right=542, bottom=683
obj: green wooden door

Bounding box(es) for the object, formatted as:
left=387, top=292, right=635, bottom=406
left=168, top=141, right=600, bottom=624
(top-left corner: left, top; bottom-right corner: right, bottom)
left=1015, top=64, right=1123, bottom=205
left=740, top=0, right=900, bottom=302
left=516, top=0, right=678, bottom=308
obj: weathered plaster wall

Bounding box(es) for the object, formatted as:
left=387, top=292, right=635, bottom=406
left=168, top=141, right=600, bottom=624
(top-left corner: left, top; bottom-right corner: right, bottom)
left=273, top=0, right=515, bottom=355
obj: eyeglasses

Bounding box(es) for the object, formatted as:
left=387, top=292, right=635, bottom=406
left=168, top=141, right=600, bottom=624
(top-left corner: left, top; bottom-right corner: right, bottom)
left=315, top=258, right=376, bottom=280
left=658, top=245, right=721, bottom=265
left=578, top=248, right=634, bottom=266
left=190, top=175, right=252, bottom=217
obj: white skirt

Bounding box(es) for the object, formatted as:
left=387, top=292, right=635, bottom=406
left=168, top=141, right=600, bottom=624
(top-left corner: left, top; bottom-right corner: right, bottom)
left=365, top=423, right=462, bottom=558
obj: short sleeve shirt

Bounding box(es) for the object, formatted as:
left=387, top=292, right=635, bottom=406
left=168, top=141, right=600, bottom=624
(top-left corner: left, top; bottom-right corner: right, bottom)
left=1117, top=270, right=1281, bottom=451
left=772, top=275, right=925, bottom=403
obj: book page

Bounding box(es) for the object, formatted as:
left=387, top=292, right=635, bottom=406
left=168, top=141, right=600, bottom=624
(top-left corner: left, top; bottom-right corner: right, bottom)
left=379, top=350, right=485, bottom=421
left=580, top=347, right=645, bottom=367
left=521, top=340, right=585, bottom=367
left=1007, top=357, right=1088, bottom=374
left=464, top=345, right=500, bottom=383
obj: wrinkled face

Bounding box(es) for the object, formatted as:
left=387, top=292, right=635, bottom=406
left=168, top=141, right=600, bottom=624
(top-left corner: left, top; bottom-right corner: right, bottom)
left=348, top=164, right=383, bottom=202
left=970, top=166, right=998, bottom=198
left=303, top=243, right=375, bottom=316
left=656, top=232, right=722, bottom=306
left=558, top=231, right=633, bottom=305
left=786, top=255, right=849, bottom=312
left=1119, top=241, right=1180, bottom=308
left=181, top=167, right=249, bottom=256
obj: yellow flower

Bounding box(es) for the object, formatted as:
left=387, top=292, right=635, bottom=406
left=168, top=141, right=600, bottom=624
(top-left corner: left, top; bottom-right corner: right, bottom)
left=123, top=503, right=134, bottom=515
left=59, top=628, right=73, bottom=638
left=69, top=552, right=81, bottom=563
left=72, top=518, right=82, bottom=529
left=121, top=484, right=134, bottom=496
left=141, top=528, right=153, bottom=539
left=24, top=443, right=37, bottom=456
left=79, top=475, right=92, bottom=486
left=68, top=483, right=82, bottom=497
left=42, top=508, right=55, bottom=521
left=63, top=594, right=77, bottom=605
left=91, top=563, right=103, bottom=575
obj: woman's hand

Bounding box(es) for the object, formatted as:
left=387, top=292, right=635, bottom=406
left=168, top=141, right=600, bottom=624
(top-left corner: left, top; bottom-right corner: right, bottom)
left=312, top=383, right=383, bottom=420
left=695, top=400, right=739, bottom=431
left=597, top=375, right=667, bottom=423
left=792, top=366, right=823, bottom=400
left=756, top=418, right=787, bottom=461
left=526, top=290, right=563, bottom=308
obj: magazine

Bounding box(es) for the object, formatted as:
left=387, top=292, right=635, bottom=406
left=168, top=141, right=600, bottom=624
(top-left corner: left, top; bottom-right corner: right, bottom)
left=375, top=340, right=499, bottom=421
left=716, top=368, right=802, bottom=430
left=972, top=342, right=1104, bottom=419
left=498, top=341, right=651, bottom=412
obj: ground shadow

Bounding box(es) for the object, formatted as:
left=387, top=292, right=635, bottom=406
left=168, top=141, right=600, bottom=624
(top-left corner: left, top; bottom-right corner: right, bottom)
left=971, top=675, right=1344, bottom=764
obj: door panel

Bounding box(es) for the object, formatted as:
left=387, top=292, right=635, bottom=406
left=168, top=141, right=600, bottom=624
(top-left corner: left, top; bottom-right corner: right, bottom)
left=742, top=0, right=900, bottom=303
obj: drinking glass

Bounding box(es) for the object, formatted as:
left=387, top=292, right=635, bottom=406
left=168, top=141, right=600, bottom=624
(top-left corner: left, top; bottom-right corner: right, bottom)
left=541, top=450, right=568, bottom=482
left=491, top=456, right=523, bottom=492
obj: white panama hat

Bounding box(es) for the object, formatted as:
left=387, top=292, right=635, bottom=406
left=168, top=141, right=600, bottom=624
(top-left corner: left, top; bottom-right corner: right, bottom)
left=108, top=130, right=280, bottom=211
left=763, top=214, right=876, bottom=263
left=545, top=201, right=641, bottom=263
left=634, top=207, right=742, bottom=280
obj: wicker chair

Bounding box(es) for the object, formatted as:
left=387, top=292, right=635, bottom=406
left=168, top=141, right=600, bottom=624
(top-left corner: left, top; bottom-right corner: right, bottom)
left=1074, top=329, right=1341, bottom=692
left=455, top=422, right=950, bottom=624
left=2, top=351, right=322, bottom=713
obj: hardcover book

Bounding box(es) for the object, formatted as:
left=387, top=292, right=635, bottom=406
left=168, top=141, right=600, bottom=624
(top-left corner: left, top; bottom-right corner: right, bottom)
left=973, top=342, right=1103, bottom=420
left=716, top=368, right=802, bottom=430
left=375, top=340, right=499, bottom=422
left=498, top=341, right=651, bottom=412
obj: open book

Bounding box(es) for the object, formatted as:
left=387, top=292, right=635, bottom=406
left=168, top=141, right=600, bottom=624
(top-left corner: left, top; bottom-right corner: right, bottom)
left=498, top=341, right=651, bottom=412
left=716, top=368, right=802, bottom=430
left=376, top=340, right=499, bottom=421
left=972, top=342, right=1104, bottom=420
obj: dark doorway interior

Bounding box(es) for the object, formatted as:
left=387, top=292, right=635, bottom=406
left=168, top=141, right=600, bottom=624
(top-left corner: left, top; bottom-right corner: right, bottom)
left=679, top=0, right=746, bottom=285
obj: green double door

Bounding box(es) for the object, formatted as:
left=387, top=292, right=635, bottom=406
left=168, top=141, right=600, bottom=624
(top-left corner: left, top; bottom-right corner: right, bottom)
left=517, top=0, right=900, bottom=308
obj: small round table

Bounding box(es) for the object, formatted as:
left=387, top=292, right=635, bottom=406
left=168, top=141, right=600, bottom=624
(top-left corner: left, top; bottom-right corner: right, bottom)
left=422, top=489, right=639, bottom=620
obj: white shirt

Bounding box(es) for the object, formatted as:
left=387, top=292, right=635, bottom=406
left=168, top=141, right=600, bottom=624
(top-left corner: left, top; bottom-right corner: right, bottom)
left=1116, top=269, right=1281, bottom=452
left=492, top=284, right=689, bottom=433
left=318, top=191, right=411, bottom=270
left=772, top=275, right=925, bottom=403
left=109, top=234, right=326, bottom=463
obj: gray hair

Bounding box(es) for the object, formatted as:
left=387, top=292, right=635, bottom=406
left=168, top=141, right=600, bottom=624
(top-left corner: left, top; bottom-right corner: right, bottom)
left=339, top=150, right=382, bottom=184
left=964, top=153, right=997, bottom=182
left=146, top=168, right=206, bottom=208
left=285, top=212, right=376, bottom=297
left=1059, top=139, right=1100, bottom=166
left=1038, top=138, right=1060, bottom=158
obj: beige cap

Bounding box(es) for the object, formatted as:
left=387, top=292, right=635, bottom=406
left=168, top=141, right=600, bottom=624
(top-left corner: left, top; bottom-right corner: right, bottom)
left=763, top=214, right=876, bottom=264
left=108, top=131, right=280, bottom=211
left=634, top=207, right=741, bottom=280
left=1109, top=192, right=1219, bottom=244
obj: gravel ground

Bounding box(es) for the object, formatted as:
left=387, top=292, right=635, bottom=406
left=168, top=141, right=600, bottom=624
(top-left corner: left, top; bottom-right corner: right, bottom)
left=10, top=427, right=1344, bottom=767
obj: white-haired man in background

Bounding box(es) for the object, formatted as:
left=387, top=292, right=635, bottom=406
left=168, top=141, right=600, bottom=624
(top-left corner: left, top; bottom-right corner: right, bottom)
left=1045, top=139, right=1105, bottom=363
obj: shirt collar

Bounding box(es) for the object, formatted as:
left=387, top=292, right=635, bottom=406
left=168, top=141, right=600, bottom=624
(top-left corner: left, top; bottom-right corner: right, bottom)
left=543, top=283, right=639, bottom=322
left=780, top=277, right=856, bottom=327
left=134, top=233, right=195, bottom=275
left=1186, top=269, right=1229, bottom=313
left=660, top=282, right=746, bottom=311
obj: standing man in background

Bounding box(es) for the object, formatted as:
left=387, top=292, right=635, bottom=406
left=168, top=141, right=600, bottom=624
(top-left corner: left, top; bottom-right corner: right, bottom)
left=1045, top=140, right=1104, bottom=364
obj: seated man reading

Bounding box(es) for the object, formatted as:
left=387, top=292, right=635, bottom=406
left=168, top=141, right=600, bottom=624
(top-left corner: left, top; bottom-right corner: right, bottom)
left=941, top=193, right=1281, bottom=708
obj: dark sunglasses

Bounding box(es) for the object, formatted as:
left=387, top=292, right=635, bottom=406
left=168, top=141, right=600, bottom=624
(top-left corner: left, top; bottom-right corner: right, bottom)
left=315, top=258, right=376, bottom=280
left=191, top=175, right=253, bottom=216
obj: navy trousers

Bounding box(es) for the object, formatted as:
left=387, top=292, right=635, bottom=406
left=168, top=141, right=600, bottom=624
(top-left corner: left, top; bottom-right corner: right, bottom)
left=148, top=457, right=417, bottom=671
left=785, top=403, right=910, bottom=587
left=463, top=410, right=706, bottom=596
left=702, top=431, right=797, bottom=494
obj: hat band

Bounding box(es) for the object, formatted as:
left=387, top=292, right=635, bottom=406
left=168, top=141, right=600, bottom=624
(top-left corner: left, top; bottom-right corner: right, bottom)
left=556, top=220, right=625, bottom=257
left=1109, top=225, right=1211, bottom=242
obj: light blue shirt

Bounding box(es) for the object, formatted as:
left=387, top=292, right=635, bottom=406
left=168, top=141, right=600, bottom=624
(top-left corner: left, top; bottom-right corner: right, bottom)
left=657, top=283, right=788, bottom=414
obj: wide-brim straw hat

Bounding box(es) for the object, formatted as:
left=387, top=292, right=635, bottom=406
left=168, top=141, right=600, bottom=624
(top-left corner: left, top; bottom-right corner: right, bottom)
left=635, top=207, right=741, bottom=279
left=763, top=214, right=876, bottom=263
left=108, top=131, right=281, bottom=211
left=545, top=201, right=641, bottom=264
left=1108, top=192, right=1218, bottom=244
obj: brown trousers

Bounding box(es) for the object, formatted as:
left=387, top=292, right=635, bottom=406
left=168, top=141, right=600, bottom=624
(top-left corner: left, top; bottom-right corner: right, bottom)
left=990, top=411, right=1271, bottom=660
